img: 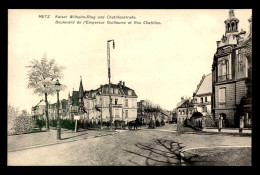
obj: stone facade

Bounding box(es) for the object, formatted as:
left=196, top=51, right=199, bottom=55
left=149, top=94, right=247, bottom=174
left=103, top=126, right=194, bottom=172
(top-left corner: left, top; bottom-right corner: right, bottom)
left=81, top=80, right=138, bottom=123
left=212, top=10, right=252, bottom=127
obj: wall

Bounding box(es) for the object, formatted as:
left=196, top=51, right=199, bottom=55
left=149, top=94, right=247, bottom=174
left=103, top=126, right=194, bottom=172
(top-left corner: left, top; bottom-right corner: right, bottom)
left=215, top=108, right=235, bottom=127
left=236, top=80, right=246, bottom=105
left=215, top=82, right=235, bottom=108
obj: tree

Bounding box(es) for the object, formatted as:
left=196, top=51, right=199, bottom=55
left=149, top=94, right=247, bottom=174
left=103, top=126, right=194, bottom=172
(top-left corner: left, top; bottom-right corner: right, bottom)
left=8, top=105, right=20, bottom=135
left=8, top=105, right=35, bottom=135
left=26, top=55, right=66, bottom=131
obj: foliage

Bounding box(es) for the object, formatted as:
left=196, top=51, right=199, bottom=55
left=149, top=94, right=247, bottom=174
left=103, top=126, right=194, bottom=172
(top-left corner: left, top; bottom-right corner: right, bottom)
left=60, top=119, right=75, bottom=130
left=26, top=56, right=66, bottom=96
left=155, top=119, right=161, bottom=127
left=8, top=105, right=20, bottom=135
left=8, top=106, right=36, bottom=135
left=25, top=55, right=66, bottom=130
left=35, top=119, right=44, bottom=130
left=148, top=120, right=155, bottom=129
left=49, top=119, right=57, bottom=127
left=205, top=116, right=217, bottom=127
left=161, top=120, right=165, bottom=126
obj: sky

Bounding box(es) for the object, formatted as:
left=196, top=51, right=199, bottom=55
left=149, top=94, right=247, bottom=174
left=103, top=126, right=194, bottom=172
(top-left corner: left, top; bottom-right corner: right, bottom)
left=8, top=9, right=252, bottom=112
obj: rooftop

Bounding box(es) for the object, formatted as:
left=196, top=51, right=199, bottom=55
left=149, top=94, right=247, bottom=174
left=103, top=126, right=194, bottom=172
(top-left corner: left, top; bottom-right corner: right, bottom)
left=194, top=73, right=212, bottom=96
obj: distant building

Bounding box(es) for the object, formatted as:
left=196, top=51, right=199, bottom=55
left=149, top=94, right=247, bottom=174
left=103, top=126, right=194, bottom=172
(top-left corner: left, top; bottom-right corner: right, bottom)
left=176, top=97, right=194, bottom=124
left=212, top=10, right=252, bottom=127
left=193, top=73, right=212, bottom=117
left=81, top=79, right=138, bottom=123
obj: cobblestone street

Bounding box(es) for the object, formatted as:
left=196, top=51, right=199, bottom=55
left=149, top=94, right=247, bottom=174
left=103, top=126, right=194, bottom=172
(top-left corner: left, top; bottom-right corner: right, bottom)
left=8, top=124, right=251, bottom=166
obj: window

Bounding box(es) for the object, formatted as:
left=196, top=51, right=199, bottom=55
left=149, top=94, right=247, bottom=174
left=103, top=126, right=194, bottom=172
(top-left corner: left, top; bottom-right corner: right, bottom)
left=205, top=97, right=207, bottom=102
left=238, top=53, right=243, bottom=72
left=125, top=110, right=128, bottom=118
left=179, top=110, right=181, bottom=115
left=128, top=90, right=132, bottom=96
left=219, top=88, right=226, bottom=104
left=203, top=106, right=207, bottom=112
left=125, top=99, right=128, bottom=107
left=115, top=109, right=120, bottom=119
left=218, top=58, right=230, bottom=81
left=201, top=97, right=203, bottom=103
left=115, top=99, right=118, bottom=105
left=182, top=110, right=185, bottom=115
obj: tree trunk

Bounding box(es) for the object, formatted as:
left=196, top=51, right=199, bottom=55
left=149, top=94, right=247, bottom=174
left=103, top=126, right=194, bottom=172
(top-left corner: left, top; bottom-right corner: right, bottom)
left=45, top=93, right=50, bottom=131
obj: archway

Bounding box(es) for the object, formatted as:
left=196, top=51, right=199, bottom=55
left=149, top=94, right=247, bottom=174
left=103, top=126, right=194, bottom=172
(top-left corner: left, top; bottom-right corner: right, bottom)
left=219, top=113, right=228, bottom=127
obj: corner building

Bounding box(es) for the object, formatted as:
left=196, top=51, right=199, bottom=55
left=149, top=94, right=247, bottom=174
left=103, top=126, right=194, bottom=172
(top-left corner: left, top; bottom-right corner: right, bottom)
left=212, top=10, right=252, bottom=127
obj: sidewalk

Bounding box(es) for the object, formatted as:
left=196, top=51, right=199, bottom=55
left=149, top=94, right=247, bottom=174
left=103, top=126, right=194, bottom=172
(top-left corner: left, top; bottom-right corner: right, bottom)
left=8, top=128, right=117, bottom=152
left=143, top=123, right=200, bottom=133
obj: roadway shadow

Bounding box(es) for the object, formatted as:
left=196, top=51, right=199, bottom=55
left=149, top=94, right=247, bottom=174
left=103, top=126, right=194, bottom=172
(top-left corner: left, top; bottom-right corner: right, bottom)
left=123, top=138, right=185, bottom=166
left=61, top=132, right=88, bottom=140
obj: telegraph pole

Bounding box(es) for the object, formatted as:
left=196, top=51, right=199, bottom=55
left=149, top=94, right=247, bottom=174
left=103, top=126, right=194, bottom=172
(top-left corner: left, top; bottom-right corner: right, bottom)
left=107, top=39, right=115, bottom=130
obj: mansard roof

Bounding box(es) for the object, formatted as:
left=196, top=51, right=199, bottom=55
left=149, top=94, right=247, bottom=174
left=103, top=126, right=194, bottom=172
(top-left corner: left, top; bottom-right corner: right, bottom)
left=84, top=82, right=138, bottom=99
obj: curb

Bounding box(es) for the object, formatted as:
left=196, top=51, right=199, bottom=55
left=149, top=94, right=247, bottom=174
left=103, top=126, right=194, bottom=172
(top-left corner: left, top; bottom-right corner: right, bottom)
left=8, top=131, right=117, bottom=153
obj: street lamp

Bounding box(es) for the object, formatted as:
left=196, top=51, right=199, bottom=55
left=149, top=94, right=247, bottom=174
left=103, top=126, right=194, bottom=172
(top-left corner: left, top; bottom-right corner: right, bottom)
left=55, top=79, right=61, bottom=140
left=107, top=39, right=115, bottom=130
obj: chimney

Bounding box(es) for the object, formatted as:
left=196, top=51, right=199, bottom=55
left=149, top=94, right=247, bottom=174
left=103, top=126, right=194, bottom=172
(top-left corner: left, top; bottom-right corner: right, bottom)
left=181, top=96, right=184, bottom=102
left=123, top=81, right=125, bottom=87
left=119, top=81, right=122, bottom=86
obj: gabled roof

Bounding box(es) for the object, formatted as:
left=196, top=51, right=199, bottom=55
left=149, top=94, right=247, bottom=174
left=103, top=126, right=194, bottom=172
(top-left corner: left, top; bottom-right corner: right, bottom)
left=194, top=73, right=212, bottom=96
left=176, top=99, right=193, bottom=108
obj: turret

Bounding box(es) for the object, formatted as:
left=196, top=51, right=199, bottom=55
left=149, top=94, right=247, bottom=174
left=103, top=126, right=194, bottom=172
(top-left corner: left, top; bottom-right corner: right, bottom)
left=224, top=9, right=239, bottom=34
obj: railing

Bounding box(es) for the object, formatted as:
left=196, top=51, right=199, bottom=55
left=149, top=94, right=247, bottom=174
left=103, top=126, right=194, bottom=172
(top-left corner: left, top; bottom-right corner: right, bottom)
left=218, top=74, right=231, bottom=82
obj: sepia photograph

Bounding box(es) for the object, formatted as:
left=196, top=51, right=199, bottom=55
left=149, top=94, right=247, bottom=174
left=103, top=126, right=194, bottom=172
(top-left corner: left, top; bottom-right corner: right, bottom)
left=8, top=9, right=252, bottom=166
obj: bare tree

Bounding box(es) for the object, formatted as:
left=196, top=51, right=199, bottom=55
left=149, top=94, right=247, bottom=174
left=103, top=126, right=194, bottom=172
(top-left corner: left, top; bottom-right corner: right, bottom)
left=26, top=55, right=66, bottom=131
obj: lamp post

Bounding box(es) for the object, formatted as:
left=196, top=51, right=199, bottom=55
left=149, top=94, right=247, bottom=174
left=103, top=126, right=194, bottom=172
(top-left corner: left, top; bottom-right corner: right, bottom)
left=55, top=79, right=61, bottom=140
left=107, top=39, right=115, bottom=130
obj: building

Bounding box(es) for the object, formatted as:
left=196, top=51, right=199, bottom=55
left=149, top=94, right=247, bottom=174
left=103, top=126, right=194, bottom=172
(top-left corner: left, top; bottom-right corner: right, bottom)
left=137, top=100, right=167, bottom=125
left=193, top=73, right=212, bottom=117
left=31, top=100, right=63, bottom=120
left=81, top=79, right=138, bottom=123
left=31, top=100, right=45, bottom=120
left=176, top=97, right=194, bottom=124
left=211, top=10, right=252, bottom=127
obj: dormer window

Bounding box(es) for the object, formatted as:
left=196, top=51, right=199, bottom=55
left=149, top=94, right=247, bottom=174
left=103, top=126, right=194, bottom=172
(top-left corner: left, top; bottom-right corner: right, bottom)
left=128, top=90, right=132, bottom=96
left=114, top=88, right=118, bottom=94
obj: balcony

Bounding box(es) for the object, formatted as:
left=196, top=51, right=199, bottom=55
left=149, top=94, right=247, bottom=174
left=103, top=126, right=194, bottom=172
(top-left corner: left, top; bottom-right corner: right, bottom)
left=218, top=74, right=231, bottom=82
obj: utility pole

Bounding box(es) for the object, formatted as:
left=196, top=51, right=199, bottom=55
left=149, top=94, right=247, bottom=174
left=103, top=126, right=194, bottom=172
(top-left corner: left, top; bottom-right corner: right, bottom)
left=107, top=39, right=115, bottom=130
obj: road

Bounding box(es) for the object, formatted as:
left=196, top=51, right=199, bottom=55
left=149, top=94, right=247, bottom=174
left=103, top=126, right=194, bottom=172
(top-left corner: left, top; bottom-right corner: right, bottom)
left=8, top=125, right=251, bottom=166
